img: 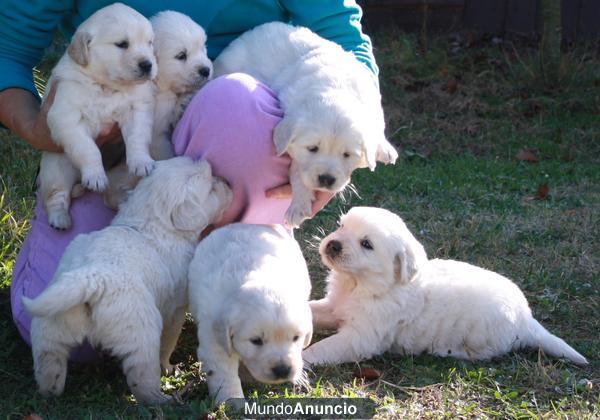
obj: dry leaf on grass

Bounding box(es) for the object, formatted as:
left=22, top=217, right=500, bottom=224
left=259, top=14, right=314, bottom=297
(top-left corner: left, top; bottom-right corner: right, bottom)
left=444, top=78, right=458, bottom=94
left=353, top=367, right=381, bottom=380
left=23, top=415, right=43, bottom=420
left=536, top=183, right=550, bottom=200
left=516, top=148, right=539, bottom=163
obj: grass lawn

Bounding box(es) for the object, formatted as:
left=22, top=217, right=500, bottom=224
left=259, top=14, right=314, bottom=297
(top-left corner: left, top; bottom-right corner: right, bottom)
left=0, top=30, right=598, bottom=418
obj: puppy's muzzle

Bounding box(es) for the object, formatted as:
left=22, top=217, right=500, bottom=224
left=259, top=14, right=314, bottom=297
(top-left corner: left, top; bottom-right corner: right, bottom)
left=198, top=66, right=211, bottom=79
left=325, top=240, right=342, bottom=259
left=318, top=174, right=336, bottom=189
left=271, top=364, right=291, bottom=380
left=137, top=59, right=153, bottom=76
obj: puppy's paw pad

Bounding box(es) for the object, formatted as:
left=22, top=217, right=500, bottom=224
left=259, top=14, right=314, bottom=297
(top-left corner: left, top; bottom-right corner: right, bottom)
left=128, top=158, right=155, bottom=177
left=48, top=210, right=72, bottom=230
left=81, top=171, right=109, bottom=192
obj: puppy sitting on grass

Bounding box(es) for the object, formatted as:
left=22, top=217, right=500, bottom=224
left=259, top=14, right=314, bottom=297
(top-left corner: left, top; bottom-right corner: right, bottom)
left=188, top=224, right=313, bottom=404
left=304, top=207, right=588, bottom=366
left=24, top=157, right=232, bottom=405
left=214, top=22, right=398, bottom=227
left=39, top=3, right=157, bottom=229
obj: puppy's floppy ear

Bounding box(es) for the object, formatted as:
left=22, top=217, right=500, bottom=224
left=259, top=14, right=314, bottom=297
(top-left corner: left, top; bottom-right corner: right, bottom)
left=212, top=315, right=233, bottom=356
left=273, top=115, right=298, bottom=155
left=170, top=160, right=213, bottom=231
left=68, top=31, right=92, bottom=67
left=393, top=240, right=426, bottom=284
left=303, top=325, right=313, bottom=349
left=360, top=142, right=378, bottom=171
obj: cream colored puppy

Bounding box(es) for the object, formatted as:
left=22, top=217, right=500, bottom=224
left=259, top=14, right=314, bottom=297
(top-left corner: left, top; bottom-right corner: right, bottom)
left=150, top=10, right=212, bottom=160
left=102, top=11, right=213, bottom=208
left=214, top=22, right=398, bottom=227
left=188, top=224, right=313, bottom=403
left=304, top=207, right=588, bottom=366
left=24, top=157, right=232, bottom=404
left=39, top=3, right=157, bottom=229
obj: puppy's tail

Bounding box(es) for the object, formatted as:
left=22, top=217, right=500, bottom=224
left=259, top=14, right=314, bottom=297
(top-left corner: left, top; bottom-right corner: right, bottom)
left=528, top=318, right=588, bottom=365
left=22, top=270, right=103, bottom=318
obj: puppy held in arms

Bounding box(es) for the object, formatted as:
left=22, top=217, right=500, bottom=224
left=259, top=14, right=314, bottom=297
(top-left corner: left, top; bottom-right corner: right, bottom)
left=38, top=3, right=156, bottom=229
left=214, top=22, right=398, bottom=227
left=103, top=10, right=213, bottom=209
left=304, top=207, right=588, bottom=366
left=23, top=157, right=232, bottom=405
left=188, top=224, right=313, bottom=404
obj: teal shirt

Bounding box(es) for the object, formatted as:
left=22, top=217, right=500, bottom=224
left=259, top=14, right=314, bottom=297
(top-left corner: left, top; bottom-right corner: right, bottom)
left=0, top=0, right=377, bottom=98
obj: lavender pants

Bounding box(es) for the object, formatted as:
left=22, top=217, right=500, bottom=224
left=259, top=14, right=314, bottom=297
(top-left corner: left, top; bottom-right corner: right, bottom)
left=11, top=73, right=297, bottom=362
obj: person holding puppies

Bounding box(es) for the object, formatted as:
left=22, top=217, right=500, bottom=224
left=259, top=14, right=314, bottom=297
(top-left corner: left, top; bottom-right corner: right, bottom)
left=0, top=2, right=380, bottom=361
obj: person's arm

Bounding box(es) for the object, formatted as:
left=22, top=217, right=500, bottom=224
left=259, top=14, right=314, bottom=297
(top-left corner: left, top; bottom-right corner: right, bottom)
left=281, top=0, right=379, bottom=78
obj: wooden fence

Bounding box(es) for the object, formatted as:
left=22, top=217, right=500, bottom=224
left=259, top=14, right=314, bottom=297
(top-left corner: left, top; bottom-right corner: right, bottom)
left=357, top=0, right=600, bottom=42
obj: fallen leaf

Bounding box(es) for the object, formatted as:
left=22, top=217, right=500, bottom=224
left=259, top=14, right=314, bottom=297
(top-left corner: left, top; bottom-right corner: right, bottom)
left=23, top=415, right=43, bottom=420
left=353, top=367, right=381, bottom=380
left=445, top=78, right=458, bottom=94
left=536, top=183, right=550, bottom=200
left=516, top=149, right=539, bottom=163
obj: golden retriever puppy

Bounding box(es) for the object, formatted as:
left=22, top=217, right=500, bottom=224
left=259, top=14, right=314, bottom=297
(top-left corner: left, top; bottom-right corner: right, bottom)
left=214, top=22, right=398, bottom=227
left=39, top=3, right=157, bottom=229
left=102, top=10, right=213, bottom=209
left=24, top=157, right=232, bottom=404
left=304, top=207, right=588, bottom=366
left=188, top=224, right=313, bottom=403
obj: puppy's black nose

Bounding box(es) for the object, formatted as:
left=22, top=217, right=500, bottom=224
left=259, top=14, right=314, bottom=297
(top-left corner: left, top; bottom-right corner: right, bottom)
left=198, top=66, right=211, bottom=78
left=318, top=174, right=336, bottom=188
left=326, top=240, right=342, bottom=257
left=271, top=364, right=291, bottom=379
left=138, top=60, right=153, bottom=74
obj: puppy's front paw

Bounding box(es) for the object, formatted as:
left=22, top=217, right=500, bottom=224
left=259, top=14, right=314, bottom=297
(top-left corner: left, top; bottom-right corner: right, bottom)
left=81, top=169, right=109, bottom=192
left=376, top=142, right=399, bottom=165
left=47, top=209, right=72, bottom=230
left=128, top=157, right=155, bottom=177
left=285, top=202, right=312, bottom=228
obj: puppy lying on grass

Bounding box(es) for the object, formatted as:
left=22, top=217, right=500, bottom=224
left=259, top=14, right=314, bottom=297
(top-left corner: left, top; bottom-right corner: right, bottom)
left=214, top=22, right=398, bottom=227
left=103, top=10, right=213, bottom=209
left=304, top=207, right=588, bottom=366
left=24, top=157, right=232, bottom=404
left=188, top=224, right=313, bottom=404
left=39, top=3, right=157, bottom=229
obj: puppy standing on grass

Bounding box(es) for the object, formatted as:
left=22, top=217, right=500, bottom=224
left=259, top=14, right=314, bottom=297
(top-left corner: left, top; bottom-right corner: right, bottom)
left=304, top=207, right=588, bottom=366
left=214, top=22, right=398, bottom=227
left=23, top=157, right=232, bottom=404
left=39, top=3, right=157, bottom=229
left=103, top=10, right=213, bottom=208
left=188, top=224, right=313, bottom=403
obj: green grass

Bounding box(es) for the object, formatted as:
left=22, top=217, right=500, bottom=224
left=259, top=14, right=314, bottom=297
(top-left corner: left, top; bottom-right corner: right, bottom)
left=1, top=31, right=599, bottom=418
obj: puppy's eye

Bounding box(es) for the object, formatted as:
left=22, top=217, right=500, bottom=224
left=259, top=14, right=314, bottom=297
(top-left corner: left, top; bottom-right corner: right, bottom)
left=293, top=335, right=299, bottom=342
left=250, top=337, right=263, bottom=346
left=175, top=51, right=187, bottom=61
left=307, top=146, right=319, bottom=153
left=343, top=152, right=350, bottom=158
left=115, top=40, right=129, bottom=49
left=360, top=239, right=373, bottom=250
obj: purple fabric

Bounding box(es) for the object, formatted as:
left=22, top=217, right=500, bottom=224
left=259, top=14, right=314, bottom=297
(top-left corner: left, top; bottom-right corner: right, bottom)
left=11, top=73, right=291, bottom=362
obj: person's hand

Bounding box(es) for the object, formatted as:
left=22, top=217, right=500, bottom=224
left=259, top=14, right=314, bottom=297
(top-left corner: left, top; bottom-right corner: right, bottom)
left=266, top=184, right=334, bottom=215
left=0, top=85, right=122, bottom=152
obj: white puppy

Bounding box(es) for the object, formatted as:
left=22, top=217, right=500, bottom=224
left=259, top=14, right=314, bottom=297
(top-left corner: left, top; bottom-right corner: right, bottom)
left=23, top=157, right=232, bottom=404
left=188, top=224, right=313, bottom=403
left=102, top=11, right=213, bottom=209
left=149, top=10, right=212, bottom=160
left=304, top=207, right=588, bottom=366
left=39, top=3, right=157, bottom=229
left=214, top=22, right=398, bottom=227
